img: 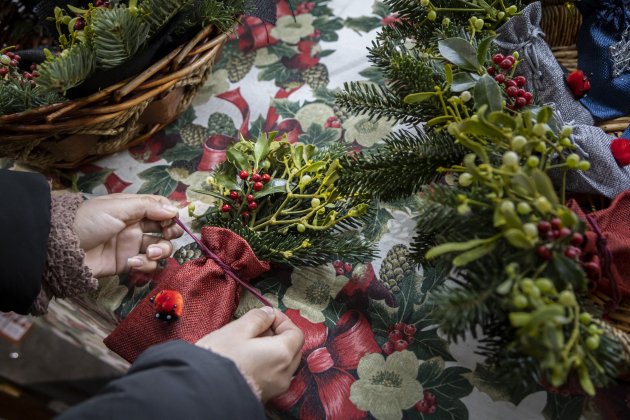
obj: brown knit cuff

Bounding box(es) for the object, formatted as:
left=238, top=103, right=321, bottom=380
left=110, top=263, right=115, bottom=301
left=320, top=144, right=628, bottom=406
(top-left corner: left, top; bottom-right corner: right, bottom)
left=29, top=193, right=98, bottom=315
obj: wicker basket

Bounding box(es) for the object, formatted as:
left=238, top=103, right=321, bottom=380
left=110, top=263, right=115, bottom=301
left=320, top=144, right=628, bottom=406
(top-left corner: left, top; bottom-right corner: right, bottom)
left=0, top=25, right=228, bottom=169
left=541, top=0, right=630, bottom=134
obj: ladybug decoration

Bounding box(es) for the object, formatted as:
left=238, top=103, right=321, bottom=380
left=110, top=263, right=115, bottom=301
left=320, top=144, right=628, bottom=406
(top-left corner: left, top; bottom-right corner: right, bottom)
left=150, top=290, right=184, bottom=322
left=565, top=69, right=591, bottom=99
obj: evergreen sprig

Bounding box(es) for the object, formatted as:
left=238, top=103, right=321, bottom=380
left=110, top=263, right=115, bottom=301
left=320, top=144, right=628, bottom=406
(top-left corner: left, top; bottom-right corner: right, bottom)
left=37, top=44, right=96, bottom=92
left=92, top=6, right=150, bottom=69
left=138, top=0, right=192, bottom=36
left=0, top=78, right=66, bottom=115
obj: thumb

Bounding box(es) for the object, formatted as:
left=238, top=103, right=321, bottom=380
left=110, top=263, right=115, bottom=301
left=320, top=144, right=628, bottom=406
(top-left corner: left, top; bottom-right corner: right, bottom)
left=106, top=195, right=179, bottom=223
left=227, top=307, right=276, bottom=338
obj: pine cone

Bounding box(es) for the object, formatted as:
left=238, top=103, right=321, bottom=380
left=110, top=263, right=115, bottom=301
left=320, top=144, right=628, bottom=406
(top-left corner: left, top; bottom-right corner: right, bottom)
left=303, top=63, right=329, bottom=90
left=226, top=51, right=256, bottom=83
left=173, top=242, right=203, bottom=265
left=180, top=123, right=209, bottom=147
left=379, top=245, right=413, bottom=293
left=208, top=112, right=238, bottom=137
left=333, top=104, right=351, bottom=123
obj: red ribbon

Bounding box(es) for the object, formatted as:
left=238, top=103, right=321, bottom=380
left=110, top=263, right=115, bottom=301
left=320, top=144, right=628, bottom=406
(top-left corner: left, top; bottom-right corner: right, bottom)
left=273, top=310, right=380, bottom=419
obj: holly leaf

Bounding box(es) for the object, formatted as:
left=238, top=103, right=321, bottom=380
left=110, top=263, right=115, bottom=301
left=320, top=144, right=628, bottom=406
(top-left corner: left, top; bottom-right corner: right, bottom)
left=411, top=327, right=455, bottom=361
left=322, top=299, right=347, bottom=328
left=315, top=17, right=344, bottom=42
left=161, top=142, right=203, bottom=163
left=474, top=74, right=503, bottom=113
left=248, top=115, right=267, bottom=140
left=345, top=16, right=382, bottom=33
left=396, top=270, right=420, bottom=319
left=419, top=359, right=473, bottom=400
left=438, top=38, right=480, bottom=72
left=420, top=262, right=449, bottom=295
left=477, top=35, right=497, bottom=67
left=118, top=282, right=152, bottom=319
left=271, top=99, right=301, bottom=119
left=543, top=393, right=585, bottom=420
left=362, top=203, right=393, bottom=243
left=372, top=1, right=390, bottom=18
left=267, top=43, right=298, bottom=59
left=359, top=67, right=385, bottom=84
left=317, top=49, right=335, bottom=58
left=254, top=132, right=271, bottom=168
left=313, top=87, right=339, bottom=104
left=137, top=166, right=179, bottom=197
left=465, top=364, right=537, bottom=405
left=299, top=124, right=341, bottom=147
left=368, top=299, right=396, bottom=336
left=253, top=178, right=287, bottom=199
left=77, top=169, right=112, bottom=193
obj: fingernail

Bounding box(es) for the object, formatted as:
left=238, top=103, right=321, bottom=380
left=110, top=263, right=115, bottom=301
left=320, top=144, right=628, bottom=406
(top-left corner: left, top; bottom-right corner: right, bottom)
left=261, top=306, right=275, bottom=317
left=147, top=246, right=162, bottom=259
left=162, top=204, right=179, bottom=214
left=128, top=257, right=144, bottom=268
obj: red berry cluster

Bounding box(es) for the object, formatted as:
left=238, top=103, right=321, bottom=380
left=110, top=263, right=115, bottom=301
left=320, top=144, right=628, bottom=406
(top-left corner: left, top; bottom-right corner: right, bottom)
left=487, top=53, right=533, bottom=110
left=382, top=322, right=417, bottom=355
left=535, top=218, right=599, bottom=279
left=332, top=259, right=353, bottom=276
left=415, top=391, right=437, bottom=414
left=94, top=0, right=112, bottom=7
left=296, top=1, right=315, bottom=14
left=0, top=51, right=38, bottom=87
left=324, top=116, right=341, bottom=129
left=220, top=169, right=272, bottom=219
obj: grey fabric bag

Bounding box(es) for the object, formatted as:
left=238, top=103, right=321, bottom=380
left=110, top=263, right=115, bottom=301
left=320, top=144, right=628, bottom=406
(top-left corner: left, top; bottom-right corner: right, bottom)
left=556, top=124, right=630, bottom=199
left=495, top=2, right=595, bottom=126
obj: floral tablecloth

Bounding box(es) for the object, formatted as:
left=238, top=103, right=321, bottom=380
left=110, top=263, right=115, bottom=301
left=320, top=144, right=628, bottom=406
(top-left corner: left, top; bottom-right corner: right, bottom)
left=30, top=1, right=600, bottom=418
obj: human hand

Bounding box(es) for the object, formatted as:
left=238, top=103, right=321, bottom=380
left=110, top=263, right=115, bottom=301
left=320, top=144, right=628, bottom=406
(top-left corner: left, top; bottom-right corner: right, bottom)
left=73, top=194, right=183, bottom=278
left=196, top=307, right=304, bottom=402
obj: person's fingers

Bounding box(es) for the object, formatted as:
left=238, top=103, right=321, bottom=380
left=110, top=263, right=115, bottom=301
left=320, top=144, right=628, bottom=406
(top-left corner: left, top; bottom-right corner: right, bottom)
left=224, top=307, right=276, bottom=338
left=140, top=220, right=163, bottom=233
left=162, top=224, right=184, bottom=240
left=142, top=240, right=173, bottom=260
left=106, top=195, right=180, bottom=223
left=286, top=350, right=302, bottom=375
left=270, top=311, right=305, bottom=352
left=127, top=255, right=158, bottom=273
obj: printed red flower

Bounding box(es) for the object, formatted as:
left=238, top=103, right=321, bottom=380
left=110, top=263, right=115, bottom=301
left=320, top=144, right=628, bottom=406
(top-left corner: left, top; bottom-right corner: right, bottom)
left=276, top=0, right=293, bottom=18
left=282, top=40, right=320, bottom=70
left=296, top=1, right=315, bottom=14
left=611, top=138, right=630, bottom=166
left=104, top=172, right=131, bottom=194
left=565, top=70, right=591, bottom=99
left=273, top=310, right=380, bottom=419
left=236, top=16, right=278, bottom=52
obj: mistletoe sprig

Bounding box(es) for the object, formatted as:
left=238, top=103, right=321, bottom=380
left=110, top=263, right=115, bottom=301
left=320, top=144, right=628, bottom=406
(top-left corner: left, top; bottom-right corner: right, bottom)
left=193, top=134, right=374, bottom=265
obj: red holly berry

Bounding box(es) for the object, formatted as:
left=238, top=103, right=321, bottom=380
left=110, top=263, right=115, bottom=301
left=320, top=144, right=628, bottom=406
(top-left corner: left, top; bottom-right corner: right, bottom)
left=12, top=54, right=20, bottom=62
left=389, top=330, right=403, bottom=342
left=492, top=54, right=505, bottom=65
left=566, top=70, right=590, bottom=99
left=494, top=74, right=506, bottom=84
left=335, top=266, right=345, bottom=276
left=229, top=191, right=239, bottom=200
left=252, top=173, right=262, bottom=182
left=253, top=181, right=264, bottom=191
left=537, top=245, right=552, bottom=261
left=74, top=17, right=85, bottom=30
left=506, top=79, right=517, bottom=88
left=584, top=261, right=601, bottom=278
left=404, top=324, right=417, bottom=337
left=262, top=173, right=271, bottom=183
left=9, top=59, right=18, bottom=67
left=393, top=322, right=407, bottom=331
left=514, top=76, right=527, bottom=87
left=150, top=290, right=184, bottom=321
left=487, top=66, right=496, bottom=75
left=517, top=89, right=526, bottom=97
left=500, top=58, right=513, bottom=69
left=239, top=170, right=249, bottom=180
left=506, top=55, right=516, bottom=65
left=506, top=86, right=519, bottom=97
left=394, top=339, right=409, bottom=351
left=428, top=405, right=437, bottom=414
left=248, top=202, right=257, bottom=211
left=611, top=138, right=630, bottom=166
left=424, top=391, right=436, bottom=403
left=23, top=72, right=32, bottom=80
left=0, top=67, right=7, bottom=76
left=516, top=97, right=527, bottom=108
left=382, top=341, right=394, bottom=355
left=571, top=233, right=584, bottom=246
left=415, top=400, right=430, bottom=413
left=564, top=246, right=581, bottom=259
left=246, top=194, right=255, bottom=203
left=221, top=204, right=231, bottom=213
left=333, top=260, right=343, bottom=268
left=558, top=227, right=572, bottom=239
left=343, top=262, right=352, bottom=273
left=551, top=218, right=563, bottom=231
left=538, top=221, right=551, bottom=234
left=241, top=211, right=250, bottom=219
left=6, top=52, right=14, bottom=59
left=524, top=91, right=533, bottom=104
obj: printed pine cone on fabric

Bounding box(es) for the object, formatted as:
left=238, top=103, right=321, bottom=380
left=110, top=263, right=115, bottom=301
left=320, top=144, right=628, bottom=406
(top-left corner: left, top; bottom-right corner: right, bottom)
left=30, top=193, right=98, bottom=315
left=379, top=245, right=413, bottom=293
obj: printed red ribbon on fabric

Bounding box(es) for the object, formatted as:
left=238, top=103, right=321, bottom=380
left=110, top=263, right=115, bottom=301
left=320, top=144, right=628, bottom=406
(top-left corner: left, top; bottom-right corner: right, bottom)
left=272, top=310, right=380, bottom=419
left=103, top=227, right=270, bottom=363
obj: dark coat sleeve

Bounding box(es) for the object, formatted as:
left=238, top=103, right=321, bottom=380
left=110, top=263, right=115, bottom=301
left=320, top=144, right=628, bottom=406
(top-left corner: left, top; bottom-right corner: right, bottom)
left=57, top=340, right=266, bottom=420
left=0, top=170, right=51, bottom=314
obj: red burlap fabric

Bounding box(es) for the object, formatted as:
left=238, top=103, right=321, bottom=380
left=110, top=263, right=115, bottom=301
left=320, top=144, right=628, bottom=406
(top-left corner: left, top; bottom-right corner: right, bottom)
left=568, top=190, right=630, bottom=299
left=104, top=227, right=270, bottom=363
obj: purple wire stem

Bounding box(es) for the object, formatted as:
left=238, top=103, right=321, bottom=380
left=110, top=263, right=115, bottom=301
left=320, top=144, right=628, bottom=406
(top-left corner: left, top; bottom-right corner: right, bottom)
left=173, top=217, right=272, bottom=307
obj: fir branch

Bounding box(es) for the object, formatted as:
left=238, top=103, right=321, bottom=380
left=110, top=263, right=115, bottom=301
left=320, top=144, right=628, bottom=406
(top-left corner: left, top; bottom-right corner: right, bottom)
left=138, top=0, right=192, bottom=36
left=337, top=129, right=466, bottom=200
left=183, top=0, right=244, bottom=32
left=36, top=44, right=96, bottom=93
left=0, top=79, right=66, bottom=115
left=92, top=6, right=150, bottom=69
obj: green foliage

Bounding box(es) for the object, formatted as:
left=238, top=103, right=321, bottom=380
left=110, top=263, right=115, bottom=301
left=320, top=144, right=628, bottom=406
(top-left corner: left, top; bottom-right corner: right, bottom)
left=37, top=44, right=96, bottom=92
left=0, top=78, right=66, bottom=115
left=139, top=0, right=191, bottom=36
left=184, top=0, right=245, bottom=32
left=92, top=6, right=150, bottom=69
